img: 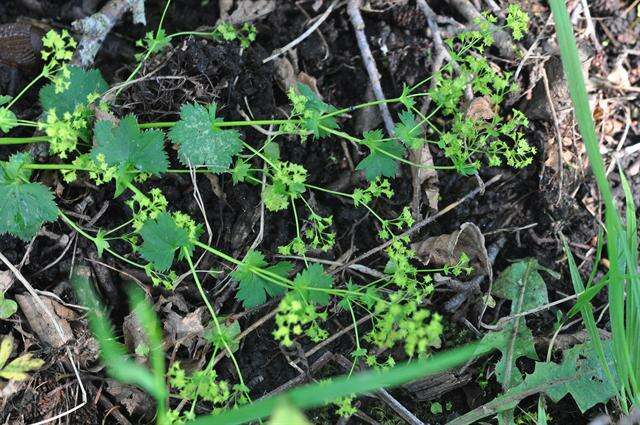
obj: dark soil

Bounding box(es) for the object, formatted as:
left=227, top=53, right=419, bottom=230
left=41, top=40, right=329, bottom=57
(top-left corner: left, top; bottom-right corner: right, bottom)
left=1, top=0, right=639, bottom=424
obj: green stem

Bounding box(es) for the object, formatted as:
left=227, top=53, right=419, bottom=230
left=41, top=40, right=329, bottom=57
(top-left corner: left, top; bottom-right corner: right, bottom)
left=139, top=118, right=293, bottom=129
left=7, top=72, right=45, bottom=109
left=183, top=249, right=251, bottom=402
left=0, top=136, right=50, bottom=145
left=24, top=163, right=85, bottom=171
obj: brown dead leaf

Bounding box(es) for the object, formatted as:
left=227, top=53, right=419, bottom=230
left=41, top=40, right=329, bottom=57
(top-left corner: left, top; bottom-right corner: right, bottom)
left=412, top=222, right=491, bottom=280
left=544, top=138, right=576, bottom=172
left=0, top=271, right=13, bottom=292
left=106, top=379, right=154, bottom=417
left=163, top=307, right=206, bottom=349
left=607, top=61, right=631, bottom=90
left=410, top=145, right=439, bottom=214
left=122, top=311, right=148, bottom=362
left=465, top=96, right=495, bottom=121
left=227, top=0, right=276, bottom=25
left=274, top=57, right=323, bottom=99
left=16, top=295, right=74, bottom=347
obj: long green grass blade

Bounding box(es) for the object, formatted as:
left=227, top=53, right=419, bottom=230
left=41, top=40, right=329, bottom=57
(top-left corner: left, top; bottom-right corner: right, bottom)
left=549, top=0, right=640, bottom=408
left=190, top=341, right=495, bottom=425
left=562, top=237, right=618, bottom=396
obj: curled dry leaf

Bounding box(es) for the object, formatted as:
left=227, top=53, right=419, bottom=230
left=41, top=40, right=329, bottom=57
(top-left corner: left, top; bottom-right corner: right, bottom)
left=465, top=96, right=495, bottom=121
left=410, top=144, right=439, bottom=213
left=106, top=379, right=154, bottom=417
left=15, top=294, right=74, bottom=348
left=274, top=56, right=322, bottom=99
left=227, top=0, right=276, bottom=25
left=412, top=222, right=491, bottom=280
left=163, top=307, right=206, bottom=351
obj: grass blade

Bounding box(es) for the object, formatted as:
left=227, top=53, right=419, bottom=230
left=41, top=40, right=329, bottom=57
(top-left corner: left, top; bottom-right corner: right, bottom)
left=190, top=341, right=495, bottom=425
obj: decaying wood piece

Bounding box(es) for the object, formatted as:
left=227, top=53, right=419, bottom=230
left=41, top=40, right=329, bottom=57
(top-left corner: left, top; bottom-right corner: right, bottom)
left=15, top=294, right=75, bottom=348
left=72, top=0, right=146, bottom=67
left=403, top=371, right=473, bottom=401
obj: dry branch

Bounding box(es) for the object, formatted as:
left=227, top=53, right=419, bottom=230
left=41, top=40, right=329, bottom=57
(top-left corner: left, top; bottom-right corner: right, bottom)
left=72, top=0, right=146, bottom=67
left=346, top=0, right=395, bottom=136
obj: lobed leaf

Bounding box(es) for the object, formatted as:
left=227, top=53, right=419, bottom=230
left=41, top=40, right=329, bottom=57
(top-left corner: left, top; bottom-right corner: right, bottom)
left=0, top=153, right=58, bottom=241
left=92, top=115, right=168, bottom=194
left=292, top=264, right=333, bottom=306
left=231, top=250, right=292, bottom=308
left=139, top=213, right=190, bottom=272
left=168, top=103, right=243, bottom=172
left=356, top=129, right=405, bottom=181
left=39, top=66, right=107, bottom=115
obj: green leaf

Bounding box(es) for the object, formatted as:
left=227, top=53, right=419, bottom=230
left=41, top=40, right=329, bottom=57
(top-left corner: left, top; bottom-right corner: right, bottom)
left=356, top=129, right=405, bottom=181
left=482, top=320, right=537, bottom=388
left=268, top=399, right=312, bottom=425
left=449, top=342, right=617, bottom=425
left=503, top=341, right=617, bottom=413
left=292, top=264, right=332, bottom=306
left=39, top=66, right=107, bottom=114
left=296, top=83, right=339, bottom=139
left=139, top=213, right=190, bottom=272
left=0, top=336, right=44, bottom=381
left=493, top=259, right=554, bottom=312
left=72, top=268, right=167, bottom=402
left=168, top=103, right=243, bottom=172
left=482, top=259, right=555, bottom=388
left=0, top=297, right=17, bottom=319
left=231, top=250, right=292, bottom=308
left=394, top=110, right=423, bottom=149
left=0, top=336, right=11, bottom=369
left=0, top=153, right=58, bottom=241
left=92, top=115, right=168, bottom=195
left=191, top=341, right=495, bottom=425
left=205, top=320, right=242, bottom=353
left=0, top=107, right=17, bottom=133
left=231, top=160, right=251, bottom=184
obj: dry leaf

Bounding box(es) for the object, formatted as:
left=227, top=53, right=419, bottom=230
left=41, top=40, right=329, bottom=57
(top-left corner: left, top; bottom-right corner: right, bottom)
left=412, top=222, right=491, bottom=280
left=227, top=0, right=276, bottom=24
left=410, top=145, right=439, bottom=213
left=274, top=57, right=323, bottom=99
left=607, top=61, right=631, bottom=89
left=0, top=271, right=13, bottom=293
left=122, top=311, right=148, bottom=362
left=163, top=307, right=206, bottom=349
left=465, top=96, right=495, bottom=121
left=106, top=379, right=154, bottom=417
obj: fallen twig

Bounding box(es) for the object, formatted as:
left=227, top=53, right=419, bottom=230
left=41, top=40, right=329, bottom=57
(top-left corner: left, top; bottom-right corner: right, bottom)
left=72, top=0, right=146, bottom=67
left=332, top=173, right=503, bottom=275
left=333, top=354, right=425, bottom=425
left=346, top=0, right=395, bottom=136
left=263, top=1, right=337, bottom=63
